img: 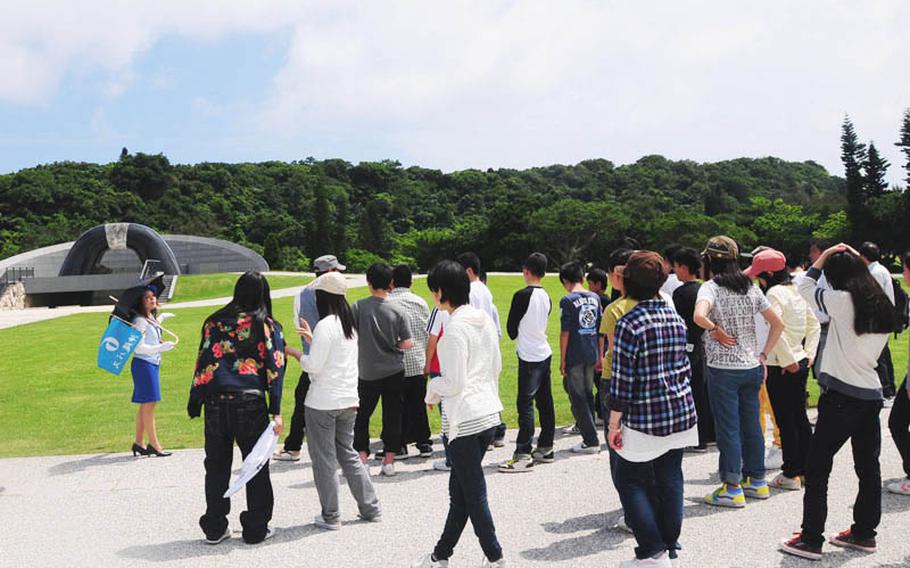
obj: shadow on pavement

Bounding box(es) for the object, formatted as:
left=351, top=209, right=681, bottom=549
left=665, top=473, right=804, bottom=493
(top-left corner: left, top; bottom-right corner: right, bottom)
left=520, top=526, right=628, bottom=562
left=47, top=454, right=138, bottom=476
left=118, top=525, right=324, bottom=562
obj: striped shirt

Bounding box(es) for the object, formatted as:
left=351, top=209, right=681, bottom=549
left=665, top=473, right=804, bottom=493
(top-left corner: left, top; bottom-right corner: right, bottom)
left=441, top=405, right=500, bottom=438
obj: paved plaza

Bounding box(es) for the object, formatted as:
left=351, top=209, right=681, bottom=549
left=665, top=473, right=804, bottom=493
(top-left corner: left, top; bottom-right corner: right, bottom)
left=1, top=411, right=908, bottom=567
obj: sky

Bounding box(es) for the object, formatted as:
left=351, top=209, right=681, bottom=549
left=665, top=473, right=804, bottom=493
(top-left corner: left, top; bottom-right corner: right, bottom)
left=2, top=1, right=909, bottom=185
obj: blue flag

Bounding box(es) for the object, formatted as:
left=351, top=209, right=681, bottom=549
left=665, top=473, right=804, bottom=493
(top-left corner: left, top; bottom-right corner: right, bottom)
left=98, top=318, right=143, bottom=375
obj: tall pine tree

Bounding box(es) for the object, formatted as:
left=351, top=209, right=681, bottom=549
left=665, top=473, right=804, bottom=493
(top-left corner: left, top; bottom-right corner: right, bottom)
left=841, top=115, right=867, bottom=241
left=896, top=108, right=910, bottom=186
left=863, top=142, right=890, bottom=198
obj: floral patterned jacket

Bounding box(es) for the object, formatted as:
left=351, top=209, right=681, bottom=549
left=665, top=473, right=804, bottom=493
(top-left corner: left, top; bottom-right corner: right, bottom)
left=188, top=313, right=286, bottom=417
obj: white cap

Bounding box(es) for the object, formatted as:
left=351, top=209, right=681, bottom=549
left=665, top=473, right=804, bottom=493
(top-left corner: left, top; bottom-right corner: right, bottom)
left=312, top=272, right=348, bottom=296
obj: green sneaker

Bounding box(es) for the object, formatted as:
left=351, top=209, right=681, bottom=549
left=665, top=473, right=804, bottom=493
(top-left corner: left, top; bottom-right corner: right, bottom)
left=498, top=454, right=534, bottom=473
left=741, top=477, right=770, bottom=499
left=705, top=483, right=746, bottom=508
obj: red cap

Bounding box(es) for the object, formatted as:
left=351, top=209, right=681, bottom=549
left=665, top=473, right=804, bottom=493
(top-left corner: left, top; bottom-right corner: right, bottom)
left=743, top=248, right=787, bottom=278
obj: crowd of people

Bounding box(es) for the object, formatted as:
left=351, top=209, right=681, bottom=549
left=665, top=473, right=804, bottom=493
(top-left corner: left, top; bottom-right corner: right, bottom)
left=125, top=235, right=910, bottom=566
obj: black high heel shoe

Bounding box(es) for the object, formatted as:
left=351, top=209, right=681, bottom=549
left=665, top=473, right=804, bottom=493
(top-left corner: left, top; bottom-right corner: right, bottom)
left=147, top=445, right=172, bottom=457
left=131, top=443, right=148, bottom=457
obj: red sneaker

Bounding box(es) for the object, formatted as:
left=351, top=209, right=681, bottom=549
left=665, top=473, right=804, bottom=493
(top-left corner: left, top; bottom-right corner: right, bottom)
left=828, top=529, right=876, bottom=553
left=779, top=532, right=822, bottom=561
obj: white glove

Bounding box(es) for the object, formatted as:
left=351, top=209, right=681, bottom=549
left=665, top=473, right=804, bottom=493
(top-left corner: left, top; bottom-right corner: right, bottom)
left=157, top=312, right=176, bottom=323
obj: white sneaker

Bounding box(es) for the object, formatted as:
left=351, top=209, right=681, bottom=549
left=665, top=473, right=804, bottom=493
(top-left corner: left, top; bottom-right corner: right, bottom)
left=883, top=397, right=895, bottom=408
left=481, top=557, right=506, bottom=567
left=562, top=424, right=581, bottom=436
left=411, top=553, right=448, bottom=567
left=272, top=449, right=300, bottom=461
left=765, top=445, right=783, bottom=470
left=314, top=515, right=341, bottom=530
left=204, top=527, right=231, bottom=545
left=380, top=462, right=396, bottom=477
left=619, top=551, right=672, bottom=567
left=498, top=455, right=534, bottom=473
left=571, top=442, right=601, bottom=454
left=770, top=472, right=802, bottom=491
left=433, top=460, right=451, bottom=472
left=887, top=477, right=910, bottom=495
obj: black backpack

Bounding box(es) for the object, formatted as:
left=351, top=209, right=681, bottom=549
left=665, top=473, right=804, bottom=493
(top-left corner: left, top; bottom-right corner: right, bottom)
left=893, top=279, right=909, bottom=335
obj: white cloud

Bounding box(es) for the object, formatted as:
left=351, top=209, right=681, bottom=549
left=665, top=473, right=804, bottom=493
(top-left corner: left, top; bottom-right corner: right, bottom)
left=1, top=1, right=909, bottom=182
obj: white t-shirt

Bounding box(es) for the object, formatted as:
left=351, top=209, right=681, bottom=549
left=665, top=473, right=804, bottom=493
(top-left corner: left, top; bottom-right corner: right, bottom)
left=660, top=273, right=683, bottom=298
left=301, top=315, right=360, bottom=410
left=470, top=280, right=501, bottom=337
left=616, top=424, right=699, bottom=463
left=868, top=261, right=895, bottom=304
left=696, top=281, right=771, bottom=369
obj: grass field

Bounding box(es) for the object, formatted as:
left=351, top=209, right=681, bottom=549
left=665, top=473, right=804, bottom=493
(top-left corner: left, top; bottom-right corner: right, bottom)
left=168, top=273, right=312, bottom=303
left=0, top=274, right=906, bottom=457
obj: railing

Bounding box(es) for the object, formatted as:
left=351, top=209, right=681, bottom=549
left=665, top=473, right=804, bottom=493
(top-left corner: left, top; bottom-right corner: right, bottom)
left=0, top=266, right=35, bottom=284
left=139, top=259, right=162, bottom=280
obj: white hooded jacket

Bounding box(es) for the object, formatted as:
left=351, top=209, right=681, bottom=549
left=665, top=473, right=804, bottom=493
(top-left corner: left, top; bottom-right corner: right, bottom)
left=425, top=304, right=504, bottom=440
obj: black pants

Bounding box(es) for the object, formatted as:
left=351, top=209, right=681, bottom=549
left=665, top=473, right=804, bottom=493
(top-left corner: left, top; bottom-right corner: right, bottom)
left=889, top=377, right=910, bottom=478
left=801, top=390, right=882, bottom=548
left=401, top=374, right=432, bottom=447
left=354, top=372, right=404, bottom=454
left=199, top=395, right=273, bottom=544
left=766, top=360, right=812, bottom=478
left=282, top=371, right=310, bottom=451
left=876, top=344, right=896, bottom=399
left=433, top=426, right=502, bottom=562
left=688, top=352, right=715, bottom=446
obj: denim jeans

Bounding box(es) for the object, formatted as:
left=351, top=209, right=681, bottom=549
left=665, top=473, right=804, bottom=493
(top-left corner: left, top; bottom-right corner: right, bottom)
left=565, top=362, right=599, bottom=447
left=801, top=389, right=882, bottom=547
left=199, top=394, right=273, bottom=543
left=889, top=377, right=910, bottom=477
left=433, top=426, right=502, bottom=563
left=610, top=448, right=683, bottom=560
left=766, top=359, right=812, bottom=478
left=282, top=371, right=310, bottom=451
left=515, top=356, right=555, bottom=455
left=706, top=365, right=765, bottom=484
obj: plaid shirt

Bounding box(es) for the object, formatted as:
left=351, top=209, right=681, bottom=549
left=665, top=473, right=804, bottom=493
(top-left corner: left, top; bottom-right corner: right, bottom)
left=609, top=299, right=697, bottom=436
left=388, top=287, right=430, bottom=376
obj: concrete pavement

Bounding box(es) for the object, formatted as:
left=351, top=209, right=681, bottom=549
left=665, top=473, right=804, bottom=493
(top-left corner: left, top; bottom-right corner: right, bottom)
left=1, top=411, right=908, bottom=567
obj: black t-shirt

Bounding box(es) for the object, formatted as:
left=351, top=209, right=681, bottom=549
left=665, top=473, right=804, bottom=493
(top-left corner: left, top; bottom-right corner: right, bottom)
left=673, top=281, right=703, bottom=349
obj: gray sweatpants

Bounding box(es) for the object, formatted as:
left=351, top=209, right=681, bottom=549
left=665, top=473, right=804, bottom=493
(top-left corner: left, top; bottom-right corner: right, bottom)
left=305, top=406, right=381, bottom=523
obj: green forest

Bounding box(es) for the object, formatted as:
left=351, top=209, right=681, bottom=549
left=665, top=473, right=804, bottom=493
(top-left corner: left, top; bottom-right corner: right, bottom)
left=2, top=113, right=909, bottom=272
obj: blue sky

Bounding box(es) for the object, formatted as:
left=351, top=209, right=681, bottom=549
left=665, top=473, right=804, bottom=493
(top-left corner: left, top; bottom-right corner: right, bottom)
left=1, top=1, right=908, bottom=185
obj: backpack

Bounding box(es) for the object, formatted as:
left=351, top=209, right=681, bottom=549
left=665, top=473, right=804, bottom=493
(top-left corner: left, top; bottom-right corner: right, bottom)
left=893, top=279, right=909, bottom=335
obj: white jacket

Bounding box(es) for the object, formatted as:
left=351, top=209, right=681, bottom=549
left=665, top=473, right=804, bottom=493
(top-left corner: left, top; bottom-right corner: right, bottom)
left=425, top=305, right=504, bottom=440
left=766, top=284, right=820, bottom=368
left=300, top=316, right=360, bottom=410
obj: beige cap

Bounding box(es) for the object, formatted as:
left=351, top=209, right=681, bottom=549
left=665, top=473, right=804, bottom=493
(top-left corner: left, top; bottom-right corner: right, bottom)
left=701, top=235, right=739, bottom=260
left=312, top=272, right=348, bottom=295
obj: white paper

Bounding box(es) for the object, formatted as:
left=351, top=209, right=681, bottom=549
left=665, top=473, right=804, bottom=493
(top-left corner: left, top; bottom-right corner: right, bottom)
left=223, top=421, right=278, bottom=498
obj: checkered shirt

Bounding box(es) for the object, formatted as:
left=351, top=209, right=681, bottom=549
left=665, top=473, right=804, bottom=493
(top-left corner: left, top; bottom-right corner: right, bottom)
left=388, top=287, right=430, bottom=377
left=608, top=299, right=697, bottom=436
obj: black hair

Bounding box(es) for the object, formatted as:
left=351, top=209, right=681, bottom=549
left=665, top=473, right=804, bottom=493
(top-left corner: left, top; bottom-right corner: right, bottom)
left=392, top=264, right=413, bottom=288
left=673, top=247, right=701, bottom=275
left=205, top=271, right=279, bottom=352
left=523, top=252, right=548, bottom=278
left=135, top=288, right=158, bottom=319
left=586, top=268, right=608, bottom=289
left=558, top=261, right=585, bottom=284
left=859, top=241, right=881, bottom=263
left=607, top=248, right=633, bottom=272
left=809, top=237, right=833, bottom=252
left=758, top=268, right=793, bottom=293
left=366, top=262, right=393, bottom=290
left=315, top=290, right=355, bottom=340
left=704, top=256, right=751, bottom=295
left=662, top=243, right=683, bottom=264
left=455, top=252, right=481, bottom=275
left=824, top=252, right=895, bottom=335
left=427, top=260, right=471, bottom=308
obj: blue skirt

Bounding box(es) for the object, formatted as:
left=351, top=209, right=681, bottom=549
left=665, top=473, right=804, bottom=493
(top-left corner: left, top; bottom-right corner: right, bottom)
left=131, top=358, right=162, bottom=403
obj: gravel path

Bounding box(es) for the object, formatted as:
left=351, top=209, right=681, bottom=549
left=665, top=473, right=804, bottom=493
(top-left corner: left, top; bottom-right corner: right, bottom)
left=1, top=411, right=908, bottom=567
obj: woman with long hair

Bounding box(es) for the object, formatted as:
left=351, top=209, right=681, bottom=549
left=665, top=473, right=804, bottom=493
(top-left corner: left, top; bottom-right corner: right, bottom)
left=887, top=251, right=910, bottom=496
left=694, top=236, right=784, bottom=508
left=130, top=288, right=176, bottom=457
left=188, top=271, right=286, bottom=545
left=780, top=244, right=895, bottom=561
left=744, top=249, right=820, bottom=491
left=285, top=272, right=382, bottom=530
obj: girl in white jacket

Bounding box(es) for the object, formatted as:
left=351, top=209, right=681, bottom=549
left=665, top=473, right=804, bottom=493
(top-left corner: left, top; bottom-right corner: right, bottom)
left=413, top=260, right=505, bottom=568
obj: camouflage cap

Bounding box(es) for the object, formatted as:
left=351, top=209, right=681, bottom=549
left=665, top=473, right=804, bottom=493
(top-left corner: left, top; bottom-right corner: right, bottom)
left=701, top=236, right=739, bottom=260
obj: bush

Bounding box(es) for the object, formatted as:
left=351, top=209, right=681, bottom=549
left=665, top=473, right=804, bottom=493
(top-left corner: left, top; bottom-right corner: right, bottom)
left=343, top=248, right=385, bottom=272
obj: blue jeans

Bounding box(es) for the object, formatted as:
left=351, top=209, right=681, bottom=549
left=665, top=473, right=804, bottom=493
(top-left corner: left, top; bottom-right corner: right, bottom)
left=610, top=448, right=683, bottom=560
left=565, top=362, right=599, bottom=447
left=433, top=426, right=502, bottom=562
left=706, top=366, right=765, bottom=484
left=515, top=356, right=555, bottom=455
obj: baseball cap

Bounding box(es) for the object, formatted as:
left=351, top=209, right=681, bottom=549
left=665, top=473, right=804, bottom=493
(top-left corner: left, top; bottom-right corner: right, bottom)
left=701, top=236, right=739, bottom=260
left=743, top=248, right=787, bottom=278
left=312, top=271, right=348, bottom=295
left=313, top=254, right=346, bottom=273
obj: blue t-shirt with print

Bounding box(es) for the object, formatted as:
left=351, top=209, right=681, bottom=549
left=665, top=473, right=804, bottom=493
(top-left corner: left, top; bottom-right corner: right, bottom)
left=560, top=290, right=603, bottom=366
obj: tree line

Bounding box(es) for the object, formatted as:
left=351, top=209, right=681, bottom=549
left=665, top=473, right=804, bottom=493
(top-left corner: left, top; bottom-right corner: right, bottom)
left=1, top=113, right=906, bottom=273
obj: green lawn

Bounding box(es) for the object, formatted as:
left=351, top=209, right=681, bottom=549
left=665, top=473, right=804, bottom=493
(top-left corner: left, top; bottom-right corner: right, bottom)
left=168, top=273, right=312, bottom=303
left=0, top=275, right=906, bottom=457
